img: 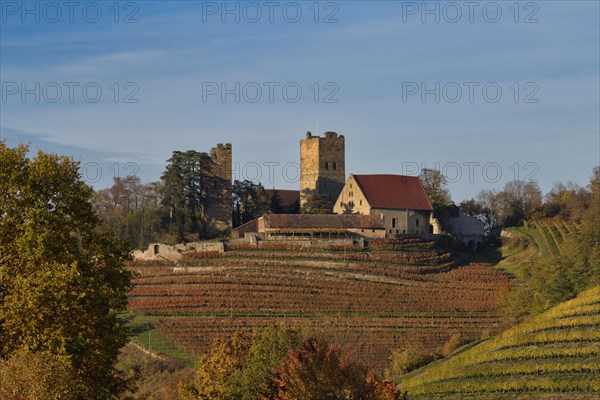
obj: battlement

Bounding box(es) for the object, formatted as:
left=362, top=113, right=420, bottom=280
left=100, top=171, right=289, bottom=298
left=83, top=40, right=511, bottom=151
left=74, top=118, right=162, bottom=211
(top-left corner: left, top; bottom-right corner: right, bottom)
left=210, top=143, right=232, bottom=160
left=304, top=131, right=344, bottom=141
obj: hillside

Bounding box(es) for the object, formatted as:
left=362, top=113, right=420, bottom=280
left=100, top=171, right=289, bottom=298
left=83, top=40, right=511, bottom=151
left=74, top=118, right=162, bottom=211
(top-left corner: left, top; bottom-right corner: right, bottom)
left=400, top=285, right=600, bottom=399
left=126, top=238, right=510, bottom=372
left=501, top=219, right=581, bottom=270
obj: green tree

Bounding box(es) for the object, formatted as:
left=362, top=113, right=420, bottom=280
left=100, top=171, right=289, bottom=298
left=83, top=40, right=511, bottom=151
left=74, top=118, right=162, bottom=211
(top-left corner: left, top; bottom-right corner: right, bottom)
left=269, top=190, right=284, bottom=214
left=0, top=142, right=133, bottom=399
left=300, top=189, right=330, bottom=214
left=229, top=325, right=301, bottom=400
left=232, top=180, right=269, bottom=228
left=161, top=150, right=211, bottom=241
left=419, top=169, right=451, bottom=207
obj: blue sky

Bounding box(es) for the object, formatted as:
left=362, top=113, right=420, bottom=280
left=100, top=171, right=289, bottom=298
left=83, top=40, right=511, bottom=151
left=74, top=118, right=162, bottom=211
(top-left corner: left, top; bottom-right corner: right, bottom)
left=1, top=0, right=599, bottom=201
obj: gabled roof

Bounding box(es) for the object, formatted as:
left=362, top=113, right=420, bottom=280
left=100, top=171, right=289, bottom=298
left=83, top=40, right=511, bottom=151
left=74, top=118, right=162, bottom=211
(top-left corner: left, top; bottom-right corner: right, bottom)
left=263, top=214, right=384, bottom=229
left=265, top=189, right=300, bottom=208
left=352, top=174, right=432, bottom=211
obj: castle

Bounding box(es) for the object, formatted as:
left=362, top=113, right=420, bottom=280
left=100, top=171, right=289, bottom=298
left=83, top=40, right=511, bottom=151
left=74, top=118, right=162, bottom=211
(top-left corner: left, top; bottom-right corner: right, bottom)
left=142, top=131, right=484, bottom=259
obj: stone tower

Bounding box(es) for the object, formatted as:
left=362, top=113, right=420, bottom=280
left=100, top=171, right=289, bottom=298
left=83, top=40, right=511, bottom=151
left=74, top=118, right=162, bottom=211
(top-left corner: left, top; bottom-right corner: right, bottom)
left=205, top=143, right=232, bottom=237
left=300, top=131, right=345, bottom=208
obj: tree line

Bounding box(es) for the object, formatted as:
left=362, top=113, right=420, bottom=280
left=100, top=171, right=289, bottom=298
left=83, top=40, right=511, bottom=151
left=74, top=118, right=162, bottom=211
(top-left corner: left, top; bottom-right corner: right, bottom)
left=419, top=168, right=596, bottom=238
left=93, top=156, right=599, bottom=249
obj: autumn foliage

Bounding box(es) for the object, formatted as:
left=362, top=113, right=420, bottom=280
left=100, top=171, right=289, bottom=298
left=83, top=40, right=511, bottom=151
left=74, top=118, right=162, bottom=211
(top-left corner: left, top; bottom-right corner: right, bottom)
left=263, top=337, right=406, bottom=400
left=179, top=328, right=405, bottom=400
left=0, top=142, right=132, bottom=399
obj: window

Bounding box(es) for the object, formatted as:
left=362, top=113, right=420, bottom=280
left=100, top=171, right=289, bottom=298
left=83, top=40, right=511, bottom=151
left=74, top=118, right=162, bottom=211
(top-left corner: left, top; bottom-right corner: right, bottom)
left=349, top=191, right=353, bottom=197
left=416, top=218, right=419, bottom=227
left=359, top=200, right=362, bottom=206
left=333, top=162, right=337, bottom=170
left=392, top=218, right=396, bottom=228
left=324, top=162, right=329, bottom=170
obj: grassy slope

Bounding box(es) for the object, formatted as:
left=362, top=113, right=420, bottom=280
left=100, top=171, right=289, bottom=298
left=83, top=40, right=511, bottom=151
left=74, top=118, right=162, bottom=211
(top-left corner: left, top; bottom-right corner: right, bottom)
left=495, top=220, right=576, bottom=280
left=116, top=341, right=194, bottom=400
left=400, top=221, right=597, bottom=399
left=120, top=312, right=199, bottom=366
left=400, top=285, right=600, bottom=399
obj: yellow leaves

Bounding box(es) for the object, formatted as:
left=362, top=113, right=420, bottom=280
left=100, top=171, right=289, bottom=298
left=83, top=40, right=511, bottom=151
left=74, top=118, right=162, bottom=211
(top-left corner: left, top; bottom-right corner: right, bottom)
left=0, top=349, right=83, bottom=400
left=0, top=142, right=133, bottom=397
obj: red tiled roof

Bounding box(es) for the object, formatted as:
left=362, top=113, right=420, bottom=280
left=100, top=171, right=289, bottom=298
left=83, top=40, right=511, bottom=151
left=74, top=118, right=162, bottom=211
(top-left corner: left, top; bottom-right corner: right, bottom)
left=353, top=174, right=432, bottom=211
left=265, top=189, right=300, bottom=208
left=263, top=214, right=384, bottom=229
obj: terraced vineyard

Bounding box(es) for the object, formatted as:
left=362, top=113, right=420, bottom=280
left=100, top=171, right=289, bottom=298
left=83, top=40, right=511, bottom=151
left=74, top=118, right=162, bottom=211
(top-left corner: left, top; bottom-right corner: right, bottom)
left=127, top=238, right=510, bottom=371
left=509, top=219, right=580, bottom=258
left=401, top=285, right=600, bottom=399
